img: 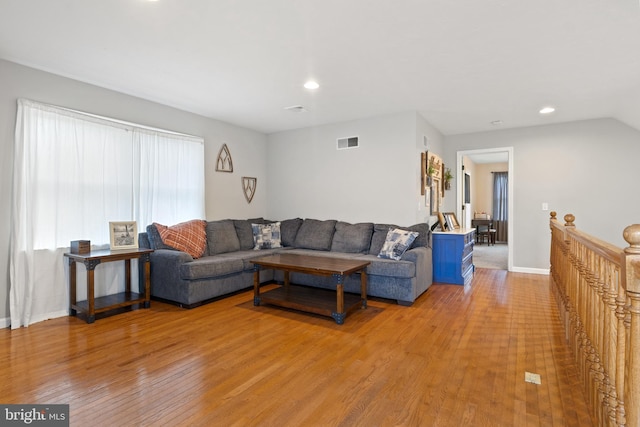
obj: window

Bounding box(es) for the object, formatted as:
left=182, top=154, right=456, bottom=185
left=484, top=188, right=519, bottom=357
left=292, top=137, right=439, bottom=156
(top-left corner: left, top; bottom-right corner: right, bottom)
left=10, top=99, right=205, bottom=328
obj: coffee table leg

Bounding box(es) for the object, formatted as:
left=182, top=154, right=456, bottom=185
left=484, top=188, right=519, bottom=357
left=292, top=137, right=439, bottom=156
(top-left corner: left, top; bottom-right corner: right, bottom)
left=253, top=265, right=261, bottom=306
left=283, top=271, right=290, bottom=289
left=331, top=273, right=345, bottom=325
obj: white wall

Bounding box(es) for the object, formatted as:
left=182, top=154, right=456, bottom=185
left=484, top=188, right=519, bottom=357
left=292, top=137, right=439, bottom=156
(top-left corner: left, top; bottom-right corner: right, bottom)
left=0, top=59, right=268, bottom=324
left=443, top=119, right=640, bottom=270
left=267, top=111, right=434, bottom=225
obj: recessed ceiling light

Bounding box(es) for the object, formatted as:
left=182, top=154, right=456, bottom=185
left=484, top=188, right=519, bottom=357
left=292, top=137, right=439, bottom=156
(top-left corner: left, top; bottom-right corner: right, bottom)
left=491, top=120, right=503, bottom=126
left=539, top=106, right=556, bottom=114
left=304, top=81, right=319, bottom=90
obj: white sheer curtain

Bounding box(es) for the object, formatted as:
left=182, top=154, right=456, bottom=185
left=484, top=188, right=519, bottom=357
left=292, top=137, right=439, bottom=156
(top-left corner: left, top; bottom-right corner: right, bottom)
left=10, top=99, right=204, bottom=328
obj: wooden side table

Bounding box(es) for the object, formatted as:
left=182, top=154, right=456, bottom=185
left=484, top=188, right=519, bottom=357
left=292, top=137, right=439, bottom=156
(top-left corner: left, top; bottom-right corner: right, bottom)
left=64, top=248, right=153, bottom=323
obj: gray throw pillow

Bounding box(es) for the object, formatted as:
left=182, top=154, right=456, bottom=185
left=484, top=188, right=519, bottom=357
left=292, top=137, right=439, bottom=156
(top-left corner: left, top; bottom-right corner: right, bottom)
left=206, top=220, right=241, bottom=255
left=293, top=219, right=337, bottom=251
left=330, top=221, right=374, bottom=253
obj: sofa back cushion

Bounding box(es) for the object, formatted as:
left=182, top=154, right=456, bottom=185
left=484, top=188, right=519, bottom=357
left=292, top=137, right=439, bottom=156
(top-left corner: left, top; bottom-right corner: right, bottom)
left=280, top=218, right=303, bottom=247
left=369, top=223, right=430, bottom=255
left=234, top=218, right=265, bottom=250
left=206, top=220, right=241, bottom=255
left=407, top=223, right=430, bottom=248
left=330, top=221, right=374, bottom=253
left=293, top=219, right=337, bottom=251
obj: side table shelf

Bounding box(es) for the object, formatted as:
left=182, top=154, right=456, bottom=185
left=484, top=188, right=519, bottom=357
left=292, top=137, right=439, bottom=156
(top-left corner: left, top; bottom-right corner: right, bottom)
left=64, top=248, right=154, bottom=323
left=432, top=228, right=475, bottom=286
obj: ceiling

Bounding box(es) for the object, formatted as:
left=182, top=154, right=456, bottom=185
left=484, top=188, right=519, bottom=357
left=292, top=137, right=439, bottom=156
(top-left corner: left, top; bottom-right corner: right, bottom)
left=1, top=0, right=640, bottom=136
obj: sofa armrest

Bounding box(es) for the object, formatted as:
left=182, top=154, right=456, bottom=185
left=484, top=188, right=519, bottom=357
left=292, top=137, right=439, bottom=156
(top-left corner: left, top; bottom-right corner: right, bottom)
left=400, top=246, right=425, bottom=263
left=151, top=248, right=194, bottom=264
left=139, top=232, right=151, bottom=249
left=401, top=246, right=432, bottom=298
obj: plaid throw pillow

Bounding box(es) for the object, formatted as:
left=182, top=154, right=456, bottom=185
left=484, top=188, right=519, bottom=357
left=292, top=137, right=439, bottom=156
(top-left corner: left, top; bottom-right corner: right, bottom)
left=154, top=220, right=207, bottom=258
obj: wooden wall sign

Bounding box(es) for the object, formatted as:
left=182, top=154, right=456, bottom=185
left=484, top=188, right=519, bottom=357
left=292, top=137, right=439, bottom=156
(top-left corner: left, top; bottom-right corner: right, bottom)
left=216, top=143, right=233, bottom=172
left=242, top=177, right=257, bottom=203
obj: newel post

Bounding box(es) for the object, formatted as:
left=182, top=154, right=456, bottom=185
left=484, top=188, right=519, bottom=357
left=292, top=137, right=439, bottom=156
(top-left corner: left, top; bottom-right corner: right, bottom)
left=623, top=224, right=640, bottom=427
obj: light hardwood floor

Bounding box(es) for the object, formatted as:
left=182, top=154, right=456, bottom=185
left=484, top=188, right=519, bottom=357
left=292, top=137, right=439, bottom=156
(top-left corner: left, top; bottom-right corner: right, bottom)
left=0, top=269, right=593, bottom=426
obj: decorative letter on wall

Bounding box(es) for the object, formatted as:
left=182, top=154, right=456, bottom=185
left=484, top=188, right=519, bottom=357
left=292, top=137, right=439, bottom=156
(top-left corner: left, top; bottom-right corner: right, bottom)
left=242, top=177, right=257, bottom=203
left=216, top=143, right=233, bottom=172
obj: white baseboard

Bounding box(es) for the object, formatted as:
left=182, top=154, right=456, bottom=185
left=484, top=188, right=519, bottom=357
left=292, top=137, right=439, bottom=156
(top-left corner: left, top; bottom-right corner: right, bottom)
left=511, top=266, right=550, bottom=275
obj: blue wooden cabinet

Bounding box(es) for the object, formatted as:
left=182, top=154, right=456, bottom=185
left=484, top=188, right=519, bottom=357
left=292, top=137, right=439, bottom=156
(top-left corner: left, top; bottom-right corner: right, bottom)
left=432, top=228, right=475, bottom=285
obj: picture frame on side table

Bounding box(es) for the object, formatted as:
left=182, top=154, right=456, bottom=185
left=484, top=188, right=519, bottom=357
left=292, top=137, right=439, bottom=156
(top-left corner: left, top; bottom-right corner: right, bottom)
left=109, top=221, right=138, bottom=251
left=442, top=212, right=460, bottom=231
left=438, top=212, right=447, bottom=231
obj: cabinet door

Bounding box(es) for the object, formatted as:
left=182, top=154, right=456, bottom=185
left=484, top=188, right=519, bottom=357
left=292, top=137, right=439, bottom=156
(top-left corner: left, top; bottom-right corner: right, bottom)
left=433, top=236, right=460, bottom=283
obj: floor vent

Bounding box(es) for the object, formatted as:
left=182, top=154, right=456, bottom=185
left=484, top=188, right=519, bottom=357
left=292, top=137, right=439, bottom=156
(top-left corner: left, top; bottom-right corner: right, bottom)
left=337, top=136, right=359, bottom=150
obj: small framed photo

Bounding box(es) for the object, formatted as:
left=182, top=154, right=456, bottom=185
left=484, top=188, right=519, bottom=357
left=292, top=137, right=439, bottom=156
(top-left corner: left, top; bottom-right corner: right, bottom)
left=437, top=212, right=447, bottom=231
left=443, top=212, right=460, bottom=231
left=109, top=221, right=138, bottom=251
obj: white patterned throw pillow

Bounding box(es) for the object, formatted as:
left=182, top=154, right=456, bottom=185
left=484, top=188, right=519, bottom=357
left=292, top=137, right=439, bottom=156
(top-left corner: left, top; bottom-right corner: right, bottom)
left=251, top=222, right=282, bottom=250
left=378, top=228, right=419, bottom=260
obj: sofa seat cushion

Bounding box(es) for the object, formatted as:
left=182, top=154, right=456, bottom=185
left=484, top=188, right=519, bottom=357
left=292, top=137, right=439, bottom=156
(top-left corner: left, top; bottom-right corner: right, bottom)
left=293, top=219, right=337, bottom=251
left=354, top=254, right=416, bottom=278
left=284, top=248, right=360, bottom=260
left=213, top=248, right=292, bottom=271
left=180, top=256, right=244, bottom=280
left=278, top=250, right=415, bottom=278
left=330, top=221, right=374, bottom=253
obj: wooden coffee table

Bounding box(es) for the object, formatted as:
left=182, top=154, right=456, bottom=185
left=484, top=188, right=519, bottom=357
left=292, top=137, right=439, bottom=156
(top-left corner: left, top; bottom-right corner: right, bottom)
left=251, top=253, right=370, bottom=324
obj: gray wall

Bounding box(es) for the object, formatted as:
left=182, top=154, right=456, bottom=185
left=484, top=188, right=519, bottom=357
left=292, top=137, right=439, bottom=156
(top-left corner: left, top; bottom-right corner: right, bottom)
left=443, top=119, right=640, bottom=270
left=0, top=59, right=268, bottom=324
left=266, top=111, right=446, bottom=226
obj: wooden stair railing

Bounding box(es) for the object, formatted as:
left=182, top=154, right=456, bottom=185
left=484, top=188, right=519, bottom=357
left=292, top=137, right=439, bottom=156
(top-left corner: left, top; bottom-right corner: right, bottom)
left=550, top=212, right=640, bottom=427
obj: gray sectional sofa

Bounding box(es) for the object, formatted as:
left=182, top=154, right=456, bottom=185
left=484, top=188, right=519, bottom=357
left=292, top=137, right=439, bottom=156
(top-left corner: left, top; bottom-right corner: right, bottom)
left=139, top=218, right=433, bottom=308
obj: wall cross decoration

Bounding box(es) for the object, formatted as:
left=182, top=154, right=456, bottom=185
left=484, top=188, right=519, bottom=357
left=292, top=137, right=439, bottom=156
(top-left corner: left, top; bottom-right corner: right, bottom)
left=216, top=143, right=233, bottom=172
left=242, top=177, right=257, bottom=203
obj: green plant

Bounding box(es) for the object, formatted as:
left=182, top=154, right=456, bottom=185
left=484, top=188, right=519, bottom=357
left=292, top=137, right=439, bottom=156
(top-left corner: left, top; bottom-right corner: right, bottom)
left=444, top=167, right=453, bottom=182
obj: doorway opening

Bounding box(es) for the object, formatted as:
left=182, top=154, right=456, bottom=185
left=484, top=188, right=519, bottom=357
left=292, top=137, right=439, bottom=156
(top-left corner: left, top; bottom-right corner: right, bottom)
left=456, top=147, right=513, bottom=271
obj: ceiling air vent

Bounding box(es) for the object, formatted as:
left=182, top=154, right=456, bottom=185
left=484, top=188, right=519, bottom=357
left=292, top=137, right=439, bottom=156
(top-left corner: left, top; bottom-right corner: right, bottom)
left=284, top=105, right=307, bottom=113
left=337, top=136, right=359, bottom=150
